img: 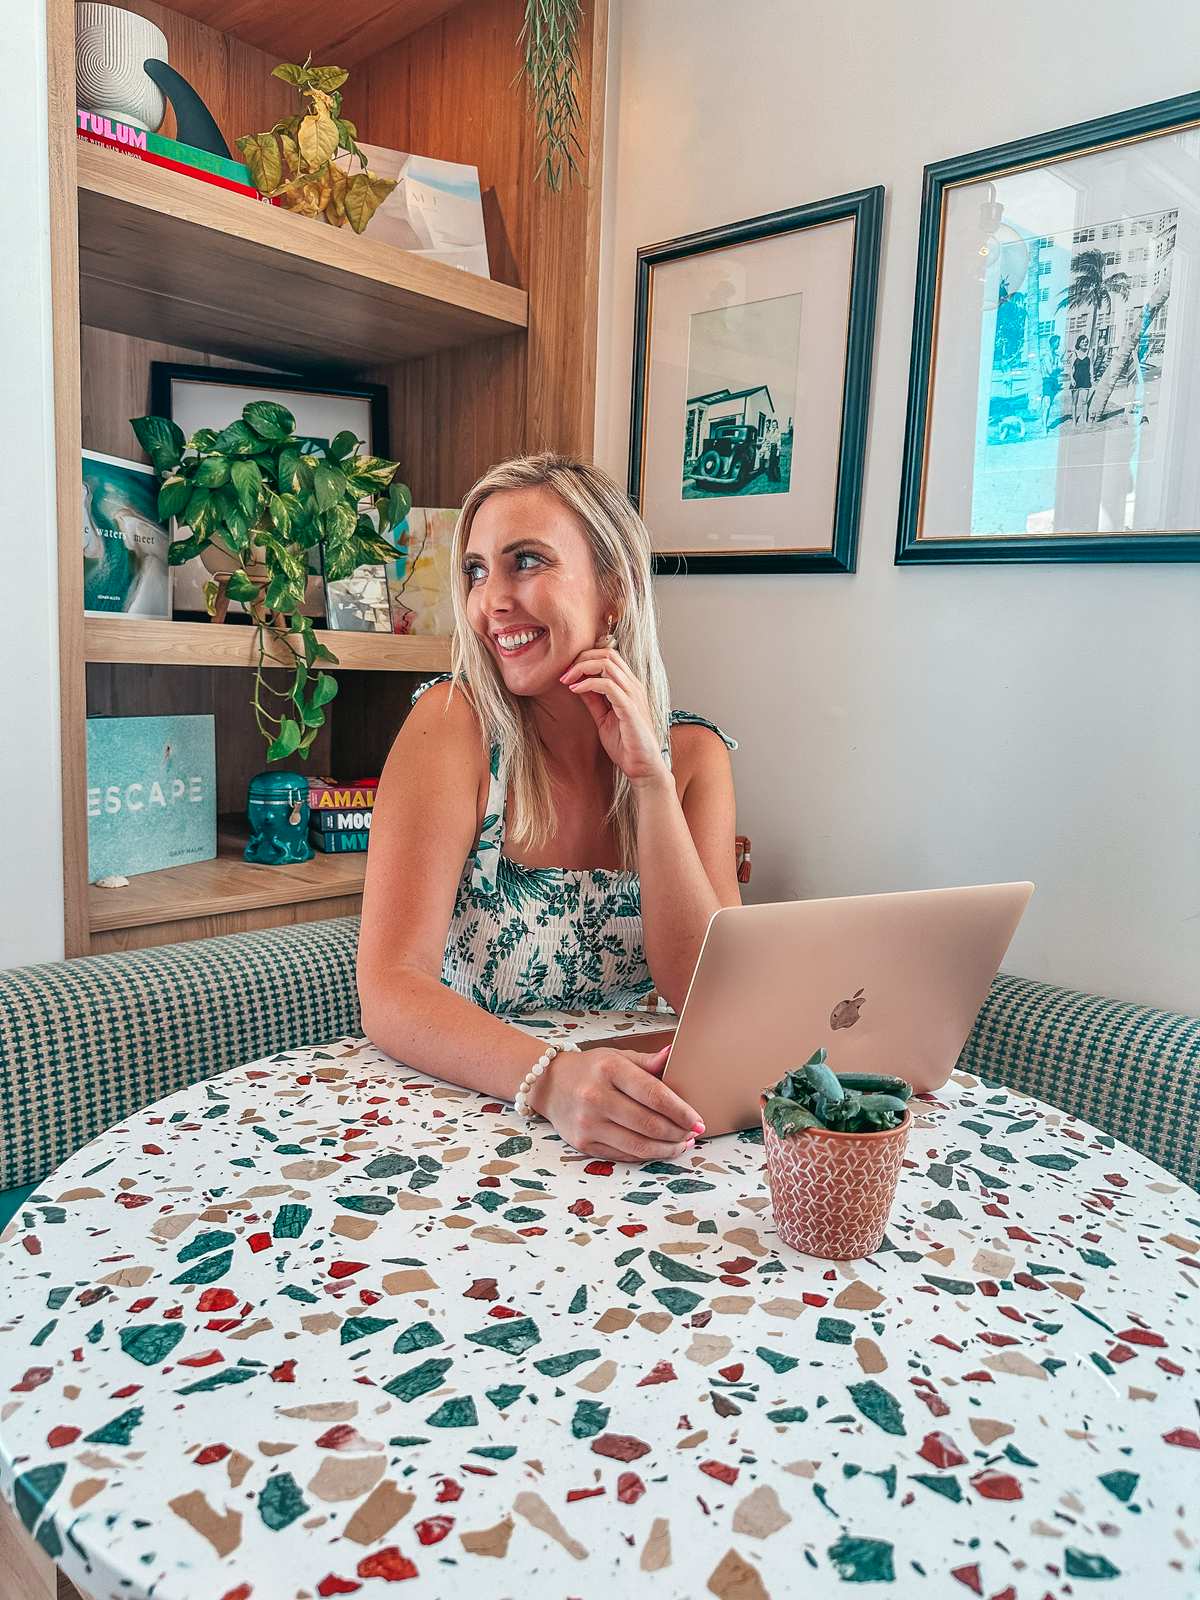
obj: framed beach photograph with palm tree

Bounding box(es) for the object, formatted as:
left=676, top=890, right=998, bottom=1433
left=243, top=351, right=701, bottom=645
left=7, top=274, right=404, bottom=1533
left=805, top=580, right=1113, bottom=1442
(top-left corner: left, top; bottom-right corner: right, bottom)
left=897, top=90, right=1200, bottom=563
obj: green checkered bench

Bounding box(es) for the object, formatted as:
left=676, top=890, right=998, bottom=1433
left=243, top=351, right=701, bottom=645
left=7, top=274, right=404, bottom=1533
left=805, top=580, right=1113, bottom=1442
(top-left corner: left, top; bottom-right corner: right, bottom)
left=1, top=925, right=1197, bottom=1227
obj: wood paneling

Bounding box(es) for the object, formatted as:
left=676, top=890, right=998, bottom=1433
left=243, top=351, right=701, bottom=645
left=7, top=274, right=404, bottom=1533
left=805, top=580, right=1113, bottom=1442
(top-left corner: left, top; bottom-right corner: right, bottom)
left=361, top=0, right=608, bottom=504
left=146, top=0, right=470, bottom=69
left=78, top=143, right=527, bottom=372
left=117, top=0, right=295, bottom=149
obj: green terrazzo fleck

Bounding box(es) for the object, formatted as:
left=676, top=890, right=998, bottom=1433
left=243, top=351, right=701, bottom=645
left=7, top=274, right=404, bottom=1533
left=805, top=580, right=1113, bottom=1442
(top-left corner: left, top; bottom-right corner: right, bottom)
left=1065, top=1549, right=1120, bottom=1579
left=471, top=1444, right=516, bottom=1459
left=486, top=1383, right=524, bottom=1410
left=533, top=1348, right=600, bottom=1378
left=568, top=1285, right=587, bottom=1314
left=426, top=1396, right=478, bottom=1428
left=337, top=1195, right=393, bottom=1215
left=171, top=1250, right=233, bottom=1286
left=13, top=1464, right=65, bottom=1532
left=119, top=1324, right=185, bottom=1366
left=827, top=1534, right=895, bottom=1582
left=364, top=1153, right=415, bottom=1178
left=618, top=1269, right=644, bottom=1295
left=572, top=1400, right=609, bottom=1438
left=766, top=1406, right=808, bottom=1423
left=756, top=1347, right=799, bottom=1374
left=653, top=1287, right=702, bottom=1315
left=466, top=1318, right=541, bottom=1356
left=383, top=1357, right=453, bottom=1402
left=176, top=1229, right=235, bottom=1262
left=495, top=1136, right=532, bottom=1157
left=84, top=1408, right=143, bottom=1445
left=648, top=1250, right=713, bottom=1283
left=392, top=1321, right=443, bottom=1355
left=177, top=1368, right=258, bottom=1396
left=816, top=1317, right=853, bottom=1344
left=272, top=1205, right=311, bottom=1238
left=848, top=1380, right=905, bottom=1436
left=503, top=1206, right=545, bottom=1223
left=340, top=1316, right=396, bottom=1346
left=280, top=1285, right=319, bottom=1304
left=911, top=1473, right=962, bottom=1501
left=1099, top=1470, right=1139, bottom=1503
left=1028, top=1153, right=1078, bottom=1171
left=259, top=1472, right=308, bottom=1531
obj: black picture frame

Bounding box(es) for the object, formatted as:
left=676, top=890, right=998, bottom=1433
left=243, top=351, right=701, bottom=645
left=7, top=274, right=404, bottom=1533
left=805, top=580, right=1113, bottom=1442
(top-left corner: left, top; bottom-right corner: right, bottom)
left=149, top=363, right=391, bottom=622
left=628, top=186, right=884, bottom=575
left=897, top=89, right=1200, bottom=565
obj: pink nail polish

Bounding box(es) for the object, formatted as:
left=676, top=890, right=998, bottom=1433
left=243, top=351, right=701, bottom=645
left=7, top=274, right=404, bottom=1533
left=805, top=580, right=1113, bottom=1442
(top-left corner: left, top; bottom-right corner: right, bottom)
left=684, top=1138, right=695, bottom=1149
left=691, top=1122, right=705, bottom=1135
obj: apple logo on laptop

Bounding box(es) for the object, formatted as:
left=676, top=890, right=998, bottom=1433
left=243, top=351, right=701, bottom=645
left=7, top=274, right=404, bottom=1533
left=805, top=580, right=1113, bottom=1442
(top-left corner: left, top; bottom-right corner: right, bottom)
left=830, top=988, right=866, bottom=1030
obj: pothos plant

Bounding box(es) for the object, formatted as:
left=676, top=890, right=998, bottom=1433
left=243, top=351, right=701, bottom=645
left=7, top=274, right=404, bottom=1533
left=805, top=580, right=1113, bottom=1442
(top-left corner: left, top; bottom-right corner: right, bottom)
left=131, top=403, right=411, bottom=763
left=237, top=59, right=396, bottom=231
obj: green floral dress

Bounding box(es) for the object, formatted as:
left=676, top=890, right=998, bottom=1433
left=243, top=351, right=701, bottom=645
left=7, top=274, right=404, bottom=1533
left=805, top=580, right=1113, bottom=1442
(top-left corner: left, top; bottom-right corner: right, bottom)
left=413, top=677, right=736, bottom=1016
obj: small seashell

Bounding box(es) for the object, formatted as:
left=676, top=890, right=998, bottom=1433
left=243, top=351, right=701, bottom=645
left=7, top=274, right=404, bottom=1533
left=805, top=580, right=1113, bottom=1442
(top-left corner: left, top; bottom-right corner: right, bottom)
left=93, top=874, right=130, bottom=889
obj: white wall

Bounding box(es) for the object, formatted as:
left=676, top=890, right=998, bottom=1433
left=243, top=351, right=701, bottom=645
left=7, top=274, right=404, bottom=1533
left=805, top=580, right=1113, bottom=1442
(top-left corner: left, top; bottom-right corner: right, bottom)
left=0, top=0, right=65, bottom=967
left=596, top=0, right=1200, bottom=1014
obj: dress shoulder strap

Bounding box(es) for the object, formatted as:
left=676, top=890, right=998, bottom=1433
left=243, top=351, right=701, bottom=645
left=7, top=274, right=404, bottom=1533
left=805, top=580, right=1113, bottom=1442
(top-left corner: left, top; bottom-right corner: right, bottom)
left=667, top=710, right=738, bottom=751
left=411, top=673, right=453, bottom=705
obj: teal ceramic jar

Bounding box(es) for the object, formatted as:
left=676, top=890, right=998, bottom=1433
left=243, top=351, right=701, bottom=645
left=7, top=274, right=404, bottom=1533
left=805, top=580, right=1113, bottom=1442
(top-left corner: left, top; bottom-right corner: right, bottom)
left=245, top=770, right=313, bottom=865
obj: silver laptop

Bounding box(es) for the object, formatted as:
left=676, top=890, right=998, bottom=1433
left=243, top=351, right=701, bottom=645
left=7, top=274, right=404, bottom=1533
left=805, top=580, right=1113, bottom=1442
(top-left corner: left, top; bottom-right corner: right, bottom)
left=584, top=881, right=1034, bottom=1135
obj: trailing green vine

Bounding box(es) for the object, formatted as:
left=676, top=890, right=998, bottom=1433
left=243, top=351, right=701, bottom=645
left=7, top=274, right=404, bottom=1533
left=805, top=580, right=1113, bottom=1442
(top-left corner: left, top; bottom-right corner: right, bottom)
left=518, top=0, right=584, bottom=190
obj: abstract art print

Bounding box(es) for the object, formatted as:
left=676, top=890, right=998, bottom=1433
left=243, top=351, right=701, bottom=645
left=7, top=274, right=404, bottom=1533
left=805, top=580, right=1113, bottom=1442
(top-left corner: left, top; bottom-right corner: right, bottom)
left=630, top=189, right=883, bottom=573
left=387, top=507, right=456, bottom=635
left=898, top=91, right=1200, bottom=562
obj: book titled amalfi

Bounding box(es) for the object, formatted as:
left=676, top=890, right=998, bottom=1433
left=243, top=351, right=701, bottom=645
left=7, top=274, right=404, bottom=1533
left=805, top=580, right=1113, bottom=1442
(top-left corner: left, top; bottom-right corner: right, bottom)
left=86, top=714, right=216, bottom=881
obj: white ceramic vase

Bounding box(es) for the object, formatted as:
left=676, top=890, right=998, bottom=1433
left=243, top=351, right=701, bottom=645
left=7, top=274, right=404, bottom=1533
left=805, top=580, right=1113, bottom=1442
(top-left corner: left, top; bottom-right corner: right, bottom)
left=75, top=2, right=169, bottom=133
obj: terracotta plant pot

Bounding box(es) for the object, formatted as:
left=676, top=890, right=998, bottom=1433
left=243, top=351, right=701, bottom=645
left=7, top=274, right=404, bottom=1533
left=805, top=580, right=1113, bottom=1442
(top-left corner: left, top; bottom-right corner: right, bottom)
left=760, top=1094, right=910, bottom=1260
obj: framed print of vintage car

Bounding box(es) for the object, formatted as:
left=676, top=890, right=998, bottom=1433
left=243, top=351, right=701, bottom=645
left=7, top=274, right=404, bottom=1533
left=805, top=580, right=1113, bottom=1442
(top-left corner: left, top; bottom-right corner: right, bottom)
left=628, top=187, right=883, bottom=573
left=897, top=89, right=1200, bottom=563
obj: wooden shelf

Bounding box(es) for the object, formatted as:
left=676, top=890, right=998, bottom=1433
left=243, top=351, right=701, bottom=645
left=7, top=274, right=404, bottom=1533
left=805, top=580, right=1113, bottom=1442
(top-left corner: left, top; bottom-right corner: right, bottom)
left=85, top=616, right=451, bottom=673
left=153, top=0, right=470, bottom=63
left=76, top=142, right=528, bottom=371
left=88, top=813, right=366, bottom=934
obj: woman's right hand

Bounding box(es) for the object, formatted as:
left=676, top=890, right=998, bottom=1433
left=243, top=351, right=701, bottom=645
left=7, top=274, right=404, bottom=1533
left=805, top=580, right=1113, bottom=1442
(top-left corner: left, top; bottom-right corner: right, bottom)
left=533, top=1046, right=704, bottom=1163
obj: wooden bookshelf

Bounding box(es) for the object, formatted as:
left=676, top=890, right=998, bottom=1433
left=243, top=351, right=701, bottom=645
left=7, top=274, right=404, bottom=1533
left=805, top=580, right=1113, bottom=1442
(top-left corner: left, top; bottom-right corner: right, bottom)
left=49, top=0, right=608, bottom=954
left=85, top=616, right=451, bottom=673
left=77, top=142, right=528, bottom=372
left=88, top=815, right=366, bottom=952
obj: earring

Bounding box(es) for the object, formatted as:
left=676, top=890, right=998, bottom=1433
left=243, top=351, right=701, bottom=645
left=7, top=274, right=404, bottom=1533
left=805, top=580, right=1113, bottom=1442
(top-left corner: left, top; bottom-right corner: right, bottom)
left=600, top=612, right=617, bottom=648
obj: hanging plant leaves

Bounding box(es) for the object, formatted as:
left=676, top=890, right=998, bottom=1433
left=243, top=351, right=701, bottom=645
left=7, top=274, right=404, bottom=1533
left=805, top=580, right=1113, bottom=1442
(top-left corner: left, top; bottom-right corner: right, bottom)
left=236, top=131, right=283, bottom=193
left=243, top=401, right=296, bottom=442
left=344, top=171, right=396, bottom=234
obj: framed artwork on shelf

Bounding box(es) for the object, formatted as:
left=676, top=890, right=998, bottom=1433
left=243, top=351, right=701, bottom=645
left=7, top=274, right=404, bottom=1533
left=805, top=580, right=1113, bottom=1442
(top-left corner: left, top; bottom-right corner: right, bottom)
left=147, top=364, right=390, bottom=619
left=628, top=186, right=883, bottom=574
left=898, top=89, right=1200, bottom=564
left=82, top=449, right=170, bottom=619
left=388, top=507, right=456, bottom=635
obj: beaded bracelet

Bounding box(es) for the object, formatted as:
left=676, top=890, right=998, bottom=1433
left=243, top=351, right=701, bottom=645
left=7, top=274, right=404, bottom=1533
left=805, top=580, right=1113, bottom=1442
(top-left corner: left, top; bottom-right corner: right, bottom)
left=513, top=1042, right=576, bottom=1120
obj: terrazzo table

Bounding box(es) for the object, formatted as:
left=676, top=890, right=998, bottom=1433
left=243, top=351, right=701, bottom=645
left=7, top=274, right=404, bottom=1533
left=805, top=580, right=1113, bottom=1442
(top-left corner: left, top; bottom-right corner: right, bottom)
left=1, top=1010, right=1198, bottom=1600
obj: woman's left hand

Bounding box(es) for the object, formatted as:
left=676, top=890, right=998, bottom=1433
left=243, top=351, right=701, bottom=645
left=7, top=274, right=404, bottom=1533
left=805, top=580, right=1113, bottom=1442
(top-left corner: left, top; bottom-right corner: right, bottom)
left=560, top=646, right=670, bottom=789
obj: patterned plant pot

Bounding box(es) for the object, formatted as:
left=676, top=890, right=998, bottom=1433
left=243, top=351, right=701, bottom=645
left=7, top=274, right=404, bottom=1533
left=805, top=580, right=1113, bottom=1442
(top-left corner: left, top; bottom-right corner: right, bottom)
left=760, top=1096, right=910, bottom=1260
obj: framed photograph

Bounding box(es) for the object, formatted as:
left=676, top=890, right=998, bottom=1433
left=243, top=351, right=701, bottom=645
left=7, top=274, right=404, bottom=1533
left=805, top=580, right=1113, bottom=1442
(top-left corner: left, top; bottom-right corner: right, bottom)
left=82, top=450, right=170, bottom=619
left=628, top=187, right=883, bottom=573
left=898, top=89, right=1200, bottom=563
left=149, top=364, right=390, bottom=618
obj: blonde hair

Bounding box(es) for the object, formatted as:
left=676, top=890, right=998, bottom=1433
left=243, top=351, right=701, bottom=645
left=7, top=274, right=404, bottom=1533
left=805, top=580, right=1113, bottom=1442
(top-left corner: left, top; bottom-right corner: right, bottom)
left=448, top=452, right=671, bottom=868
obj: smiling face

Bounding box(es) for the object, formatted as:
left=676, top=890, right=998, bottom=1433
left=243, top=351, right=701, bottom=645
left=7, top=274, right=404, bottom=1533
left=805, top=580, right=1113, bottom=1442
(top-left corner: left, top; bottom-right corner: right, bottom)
left=462, top=485, right=612, bottom=696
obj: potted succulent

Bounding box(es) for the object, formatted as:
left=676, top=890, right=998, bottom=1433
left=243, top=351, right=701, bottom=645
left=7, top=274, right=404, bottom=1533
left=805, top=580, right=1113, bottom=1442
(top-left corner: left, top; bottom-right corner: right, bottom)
left=131, top=402, right=411, bottom=764
left=761, top=1049, right=913, bottom=1260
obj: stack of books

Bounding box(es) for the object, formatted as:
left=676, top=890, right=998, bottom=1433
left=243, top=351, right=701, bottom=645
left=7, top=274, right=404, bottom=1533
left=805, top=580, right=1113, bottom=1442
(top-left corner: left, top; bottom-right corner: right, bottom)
left=76, top=108, right=276, bottom=202
left=307, top=777, right=378, bottom=854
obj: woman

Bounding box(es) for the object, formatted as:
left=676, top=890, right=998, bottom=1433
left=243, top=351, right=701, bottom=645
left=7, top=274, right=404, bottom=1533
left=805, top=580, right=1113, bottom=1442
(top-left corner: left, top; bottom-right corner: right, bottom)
left=357, top=453, right=741, bottom=1164
left=1070, top=334, right=1094, bottom=426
